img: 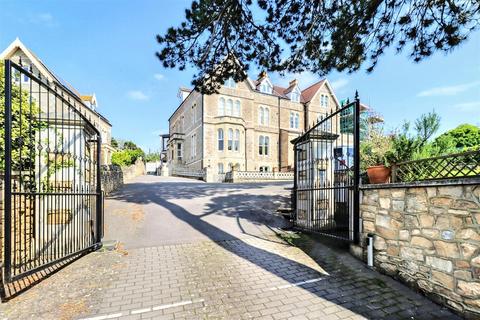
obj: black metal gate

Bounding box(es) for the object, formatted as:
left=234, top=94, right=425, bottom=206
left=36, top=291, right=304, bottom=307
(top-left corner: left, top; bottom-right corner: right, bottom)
left=2, top=60, right=103, bottom=283
left=292, top=94, right=360, bottom=242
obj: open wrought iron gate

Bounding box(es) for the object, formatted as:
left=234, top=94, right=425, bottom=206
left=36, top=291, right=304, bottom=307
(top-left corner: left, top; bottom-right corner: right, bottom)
left=2, top=60, right=103, bottom=283
left=292, top=95, right=360, bottom=243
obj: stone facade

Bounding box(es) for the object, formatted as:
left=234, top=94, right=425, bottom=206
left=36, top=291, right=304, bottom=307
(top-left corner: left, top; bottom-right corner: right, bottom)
left=167, top=75, right=340, bottom=174
left=357, top=181, right=480, bottom=318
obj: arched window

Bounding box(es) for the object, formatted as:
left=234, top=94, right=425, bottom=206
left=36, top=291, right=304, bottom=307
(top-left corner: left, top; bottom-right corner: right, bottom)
left=234, top=129, right=240, bottom=151
left=224, top=78, right=236, bottom=88
left=259, top=106, right=264, bottom=124
left=218, top=97, right=225, bottom=116
left=226, top=99, right=233, bottom=115
left=227, top=128, right=233, bottom=150
left=234, top=100, right=241, bottom=117
left=264, top=108, right=270, bottom=126
left=218, top=129, right=224, bottom=151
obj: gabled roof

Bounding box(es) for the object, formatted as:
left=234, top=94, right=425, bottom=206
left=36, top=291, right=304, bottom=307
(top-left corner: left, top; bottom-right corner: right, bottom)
left=0, top=38, right=110, bottom=125
left=300, top=79, right=326, bottom=103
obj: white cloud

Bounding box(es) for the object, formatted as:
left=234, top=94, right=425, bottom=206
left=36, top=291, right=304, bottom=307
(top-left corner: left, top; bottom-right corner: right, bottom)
left=453, top=101, right=480, bottom=112
left=127, top=90, right=149, bottom=101
left=417, top=81, right=480, bottom=97
left=154, top=73, right=165, bottom=81
left=330, top=78, right=349, bottom=91
left=24, top=13, right=58, bottom=27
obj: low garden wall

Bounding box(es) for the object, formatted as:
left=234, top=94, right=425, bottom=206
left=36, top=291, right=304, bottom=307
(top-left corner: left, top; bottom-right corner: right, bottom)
left=101, top=165, right=123, bottom=195
left=225, top=171, right=294, bottom=183
left=353, top=178, right=480, bottom=318
left=121, top=159, right=146, bottom=181
left=101, top=160, right=145, bottom=195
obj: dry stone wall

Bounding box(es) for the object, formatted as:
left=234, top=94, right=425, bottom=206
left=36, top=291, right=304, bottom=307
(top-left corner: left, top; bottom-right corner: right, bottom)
left=358, top=181, right=480, bottom=318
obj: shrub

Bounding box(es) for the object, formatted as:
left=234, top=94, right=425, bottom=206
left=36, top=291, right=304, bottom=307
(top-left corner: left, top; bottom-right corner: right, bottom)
left=111, top=148, right=144, bottom=166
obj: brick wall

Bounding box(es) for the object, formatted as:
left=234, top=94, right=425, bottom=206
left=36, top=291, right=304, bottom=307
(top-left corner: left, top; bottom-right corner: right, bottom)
left=356, top=180, right=480, bottom=317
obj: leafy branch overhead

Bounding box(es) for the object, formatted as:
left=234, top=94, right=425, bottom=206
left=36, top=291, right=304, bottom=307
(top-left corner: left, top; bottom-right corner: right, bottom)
left=156, top=0, right=480, bottom=93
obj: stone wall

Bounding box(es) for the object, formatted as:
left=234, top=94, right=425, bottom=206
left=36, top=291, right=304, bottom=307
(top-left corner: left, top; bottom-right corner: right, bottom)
left=121, top=159, right=146, bottom=181
left=357, top=180, right=480, bottom=318
left=101, top=165, right=123, bottom=195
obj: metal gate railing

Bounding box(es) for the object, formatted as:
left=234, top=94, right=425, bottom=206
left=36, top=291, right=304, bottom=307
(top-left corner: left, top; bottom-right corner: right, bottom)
left=292, top=94, right=360, bottom=243
left=2, top=59, right=103, bottom=283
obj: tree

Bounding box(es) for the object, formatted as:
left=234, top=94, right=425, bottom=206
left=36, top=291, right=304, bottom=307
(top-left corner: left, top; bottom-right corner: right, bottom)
left=385, top=110, right=442, bottom=163
left=156, top=0, right=480, bottom=93
left=123, top=140, right=139, bottom=150
left=145, top=152, right=161, bottom=162
left=0, top=61, right=43, bottom=175
left=414, top=111, right=441, bottom=144
left=111, top=137, right=119, bottom=148
left=434, top=124, right=480, bottom=150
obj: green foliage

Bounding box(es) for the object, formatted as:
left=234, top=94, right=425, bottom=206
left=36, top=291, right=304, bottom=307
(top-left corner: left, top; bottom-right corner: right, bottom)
left=123, top=140, right=139, bottom=150
left=111, top=148, right=144, bottom=167
left=434, top=124, right=480, bottom=150
left=385, top=111, right=442, bottom=164
left=0, top=61, right=43, bottom=172
left=111, top=137, right=119, bottom=148
left=145, top=152, right=161, bottom=162
left=156, top=1, right=480, bottom=93
left=360, top=125, right=392, bottom=171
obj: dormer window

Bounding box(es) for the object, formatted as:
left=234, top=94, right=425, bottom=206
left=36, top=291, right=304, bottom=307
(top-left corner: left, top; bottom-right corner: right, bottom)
left=289, top=87, right=301, bottom=102
left=259, top=80, right=273, bottom=94
left=224, top=77, right=236, bottom=88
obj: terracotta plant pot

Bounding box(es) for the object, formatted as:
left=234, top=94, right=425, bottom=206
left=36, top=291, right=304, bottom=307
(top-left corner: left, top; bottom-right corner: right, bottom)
left=366, top=165, right=391, bottom=184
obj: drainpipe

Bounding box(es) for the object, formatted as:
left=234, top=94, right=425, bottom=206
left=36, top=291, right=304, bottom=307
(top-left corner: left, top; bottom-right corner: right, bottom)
left=277, top=96, right=281, bottom=171
left=367, top=233, right=374, bottom=267
left=201, top=93, right=204, bottom=169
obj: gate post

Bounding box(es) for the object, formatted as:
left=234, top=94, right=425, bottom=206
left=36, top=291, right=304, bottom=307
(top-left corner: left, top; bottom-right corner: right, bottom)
left=3, top=60, right=12, bottom=281
left=353, top=92, right=361, bottom=244
left=96, top=137, right=103, bottom=245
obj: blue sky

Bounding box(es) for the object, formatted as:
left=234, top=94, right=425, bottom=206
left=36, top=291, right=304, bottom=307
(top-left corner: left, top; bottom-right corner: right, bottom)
left=1, top=0, right=479, bottom=152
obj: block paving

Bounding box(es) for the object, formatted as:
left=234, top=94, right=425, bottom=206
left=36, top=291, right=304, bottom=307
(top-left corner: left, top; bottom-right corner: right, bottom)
left=80, top=235, right=458, bottom=320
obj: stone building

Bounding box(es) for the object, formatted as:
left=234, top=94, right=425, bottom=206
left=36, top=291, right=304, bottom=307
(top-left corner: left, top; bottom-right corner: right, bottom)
left=0, top=38, right=114, bottom=165
left=166, top=72, right=342, bottom=174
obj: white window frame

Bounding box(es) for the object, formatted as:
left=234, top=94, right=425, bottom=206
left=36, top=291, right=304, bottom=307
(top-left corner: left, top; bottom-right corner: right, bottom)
left=234, top=100, right=241, bottom=117
left=234, top=129, right=240, bottom=151
left=177, top=143, right=183, bottom=160
left=218, top=129, right=224, bottom=151
left=219, top=97, right=225, bottom=116
left=224, top=77, right=236, bottom=88
left=227, top=128, right=233, bottom=151
left=226, top=99, right=233, bottom=115
left=258, top=135, right=269, bottom=156
left=218, top=163, right=224, bottom=174
left=290, top=87, right=301, bottom=102
left=259, top=79, right=273, bottom=94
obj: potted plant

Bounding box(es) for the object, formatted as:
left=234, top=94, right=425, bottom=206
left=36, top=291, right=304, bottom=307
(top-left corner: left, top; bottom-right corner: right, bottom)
left=360, top=127, right=392, bottom=184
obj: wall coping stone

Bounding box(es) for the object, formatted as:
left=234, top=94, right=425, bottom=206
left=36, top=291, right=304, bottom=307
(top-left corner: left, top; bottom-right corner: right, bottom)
left=360, top=177, right=480, bottom=190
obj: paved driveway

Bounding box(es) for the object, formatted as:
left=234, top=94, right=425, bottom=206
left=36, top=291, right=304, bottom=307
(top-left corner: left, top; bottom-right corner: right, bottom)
left=104, top=175, right=291, bottom=248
